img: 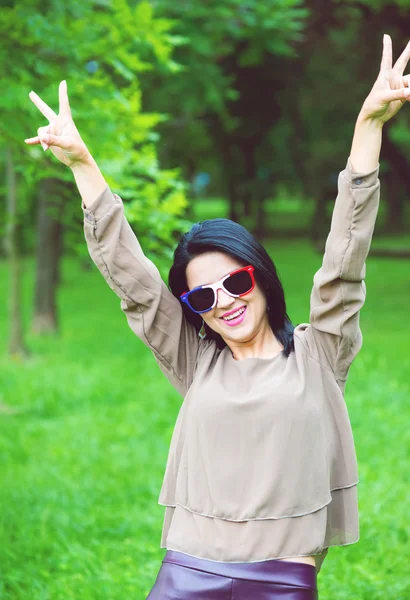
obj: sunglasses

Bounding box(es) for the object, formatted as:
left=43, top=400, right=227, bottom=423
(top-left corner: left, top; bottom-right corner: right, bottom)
left=180, top=265, right=256, bottom=314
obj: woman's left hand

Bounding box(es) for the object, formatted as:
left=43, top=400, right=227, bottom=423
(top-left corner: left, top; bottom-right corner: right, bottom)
left=360, top=34, right=410, bottom=125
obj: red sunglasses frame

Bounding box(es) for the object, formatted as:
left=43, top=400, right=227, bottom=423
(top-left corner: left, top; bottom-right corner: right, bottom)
left=180, top=265, right=255, bottom=314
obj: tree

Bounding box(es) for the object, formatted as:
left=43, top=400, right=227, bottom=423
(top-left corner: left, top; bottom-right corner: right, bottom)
left=4, top=147, right=29, bottom=357
left=143, top=0, right=310, bottom=234
left=144, top=0, right=410, bottom=242
left=32, top=178, right=67, bottom=334
left=0, top=0, right=192, bottom=350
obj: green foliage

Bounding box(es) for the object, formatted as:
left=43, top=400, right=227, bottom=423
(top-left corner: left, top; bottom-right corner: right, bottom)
left=142, top=0, right=309, bottom=183
left=1, top=244, right=410, bottom=598
left=390, top=113, right=410, bottom=149
left=0, top=0, right=194, bottom=264
left=139, top=0, right=410, bottom=234
left=120, top=144, right=192, bottom=271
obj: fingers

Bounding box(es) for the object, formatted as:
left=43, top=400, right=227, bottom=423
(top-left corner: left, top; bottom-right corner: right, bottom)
left=24, top=135, right=50, bottom=151
left=37, top=130, right=71, bottom=150
left=24, top=136, right=41, bottom=145
left=394, top=39, right=410, bottom=75
left=24, top=123, right=71, bottom=152
left=58, top=80, right=72, bottom=117
left=26, top=81, right=73, bottom=152
left=381, top=34, right=393, bottom=72
left=38, top=125, right=50, bottom=150
left=24, top=125, right=50, bottom=150
left=29, top=90, right=58, bottom=122
left=382, top=86, right=410, bottom=103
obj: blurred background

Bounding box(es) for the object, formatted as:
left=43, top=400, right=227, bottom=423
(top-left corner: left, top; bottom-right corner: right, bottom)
left=1, top=0, right=409, bottom=598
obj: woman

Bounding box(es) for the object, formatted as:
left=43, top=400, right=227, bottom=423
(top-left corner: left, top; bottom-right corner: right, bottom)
left=26, top=34, right=409, bottom=600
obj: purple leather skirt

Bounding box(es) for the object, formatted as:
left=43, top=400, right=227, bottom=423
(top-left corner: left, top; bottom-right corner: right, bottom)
left=146, top=550, right=318, bottom=599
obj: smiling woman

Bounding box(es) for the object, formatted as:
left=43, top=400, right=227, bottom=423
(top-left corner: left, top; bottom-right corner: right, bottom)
left=24, top=33, right=410, bottom=600
left=170, top=227, right=294, bottom=362
left=182, top=250, right=288, bottom=359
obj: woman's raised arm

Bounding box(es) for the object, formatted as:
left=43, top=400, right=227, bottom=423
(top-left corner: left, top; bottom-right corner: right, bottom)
left=300, top=157, right=380, bottom=381
left=298, top=34, right=410, bottom=381
left=26, top=81, right=206, bottom=397
left=82, top=184, right=206, bottom=398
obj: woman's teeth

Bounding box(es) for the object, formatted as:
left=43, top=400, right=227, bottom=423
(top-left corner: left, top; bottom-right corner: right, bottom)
left=222, top=307, right=246, bottom=321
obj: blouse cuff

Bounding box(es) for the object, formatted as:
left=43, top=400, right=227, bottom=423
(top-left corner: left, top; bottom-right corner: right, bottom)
left=344, top=157, right=380, bottom=189
left=82, top=185, right=121, bottom=225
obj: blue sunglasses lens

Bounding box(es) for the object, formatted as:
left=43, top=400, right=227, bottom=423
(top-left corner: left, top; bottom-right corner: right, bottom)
left=188, top=287, right=214, bottom=312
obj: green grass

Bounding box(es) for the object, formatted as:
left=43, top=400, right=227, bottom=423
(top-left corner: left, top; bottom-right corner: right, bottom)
left=1, top=240, right=410, bottom=599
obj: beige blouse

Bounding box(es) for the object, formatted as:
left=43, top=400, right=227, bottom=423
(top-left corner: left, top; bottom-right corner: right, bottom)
left=82, top=157, right=380, bottom=575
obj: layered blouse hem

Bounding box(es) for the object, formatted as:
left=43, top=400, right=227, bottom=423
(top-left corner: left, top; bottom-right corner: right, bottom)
left=160, top=539, right=360, bottom=559
left=158, top=479, right=359, bottom=522
left=159, top=485, right=360, bottom=574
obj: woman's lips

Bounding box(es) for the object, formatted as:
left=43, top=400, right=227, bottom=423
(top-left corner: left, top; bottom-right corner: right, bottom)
left=220, top=306, right=247, bottom=326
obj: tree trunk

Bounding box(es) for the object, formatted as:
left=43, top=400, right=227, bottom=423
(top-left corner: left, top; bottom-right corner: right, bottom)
left=382, top=133, right=409, bottom=234
left=310, top=187, right=329, bottom=243
left=383, top=167, right=405, bottom=234
left=223, top=144, right=241, bottom=222
left=254, top=196, right=266, bottom=239
left=32, top=178, right=65, bottom=334
left=242, top=143, right=255, bottom=219
left=5, top=148, right=30, bottom=358
left=227, top=175, right=240, bottom=222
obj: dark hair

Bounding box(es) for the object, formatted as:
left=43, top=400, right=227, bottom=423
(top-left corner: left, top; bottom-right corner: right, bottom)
left=168, top=218, right=295, bottom=357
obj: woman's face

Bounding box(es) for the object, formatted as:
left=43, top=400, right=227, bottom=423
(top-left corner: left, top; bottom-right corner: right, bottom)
left=185, top=251, right=270, bottom=343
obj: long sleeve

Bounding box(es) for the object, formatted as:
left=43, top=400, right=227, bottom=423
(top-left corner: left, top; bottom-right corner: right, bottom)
left=298, top=157, right=380, bottom=382
left=82, top=184, right=205, bottom=397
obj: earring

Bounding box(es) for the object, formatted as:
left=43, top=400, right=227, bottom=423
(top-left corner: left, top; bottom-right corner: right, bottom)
left=198, top=319, right=207, bottom=339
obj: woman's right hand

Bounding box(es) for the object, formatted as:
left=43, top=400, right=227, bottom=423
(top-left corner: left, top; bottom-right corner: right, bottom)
left=25, top=80, right=90, bottom=169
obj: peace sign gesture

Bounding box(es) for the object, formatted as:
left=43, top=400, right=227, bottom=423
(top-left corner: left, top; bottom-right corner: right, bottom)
left=360, top=34, right=410, bottom=124
left=25, top=80, right=90, bottom=168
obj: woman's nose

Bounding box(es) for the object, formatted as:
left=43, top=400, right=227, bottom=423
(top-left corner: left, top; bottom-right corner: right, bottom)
left=216, top=287, right=235, bottom=308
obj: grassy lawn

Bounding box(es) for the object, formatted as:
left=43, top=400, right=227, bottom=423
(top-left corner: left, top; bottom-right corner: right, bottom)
left=1, top=237, right=409, bottom=599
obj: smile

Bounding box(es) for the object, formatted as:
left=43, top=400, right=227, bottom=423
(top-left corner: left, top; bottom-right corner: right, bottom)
left=220, top=306, right=247, bottom=325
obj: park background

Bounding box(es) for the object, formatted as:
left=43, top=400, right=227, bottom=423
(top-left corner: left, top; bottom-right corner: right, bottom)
left=1, top=0, right=410, bottom=598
